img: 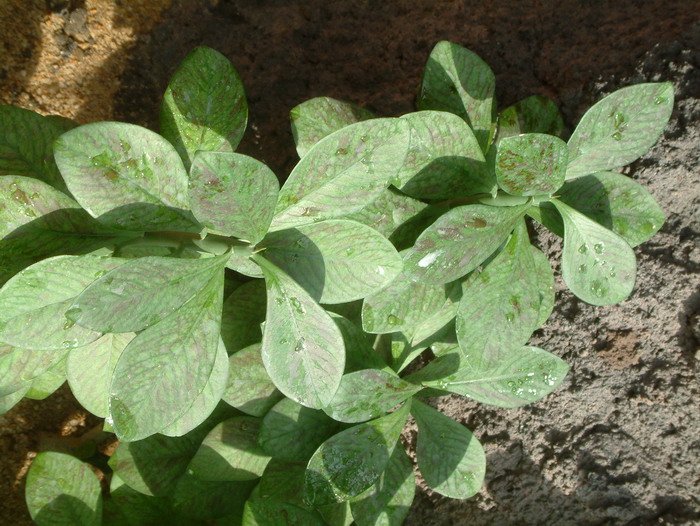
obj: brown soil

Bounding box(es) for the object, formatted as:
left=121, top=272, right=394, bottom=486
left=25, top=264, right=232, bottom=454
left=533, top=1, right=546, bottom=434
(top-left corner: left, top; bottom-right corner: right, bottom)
left=1, top=1, right=699, bottom=525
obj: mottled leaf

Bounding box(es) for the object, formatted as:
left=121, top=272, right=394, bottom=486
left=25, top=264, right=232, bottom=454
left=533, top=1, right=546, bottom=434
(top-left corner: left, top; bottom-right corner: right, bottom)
left=24, top=356, right=67, bottom=400
left=256, top=256, right=345, bottom=408
left=261, top=219, right=402, bottom=304
left=160, top=46, right=247, bottom=168
left=54, top=122, right=197, bottom=231
left=418, top=41, right=496, bottom=151
left=531, top=246, right=555, bottom=329
left=220, top=279, right=266, bottom=354
left=557, top=171, right=665, bottom=247
left=402, top=203, right=530, bottom=285
left=411, top=400, right=485, bottom=498
left=25, top=452, right=102, bottom=526
left=566, top=83, right=674, bottom=179
left=189, top=152, right=279, bottom=243
left=343, top=186, right=427, bottom=239
left=270, top=118, right=410, bottom=231
left=0, top=344, right=67, bottom=397
left=495, top=133, right=567, bottom=196
left=291, top=97, right=375, bottom=158
left=497, top=95, right=564, bottom=139
left=552, top=199, right=636, bottom=305
left=222, top=343, right=282, bottom=417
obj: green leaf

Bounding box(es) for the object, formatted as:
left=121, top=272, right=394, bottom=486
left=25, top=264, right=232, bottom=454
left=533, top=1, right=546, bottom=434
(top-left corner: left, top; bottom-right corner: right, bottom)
left=160, top=338, right=230, bottom=437
left=324, top=369, right=421, bottom=423
left=222, top=343, right=283, bottom=417
left=188, top=416, right=271, bottom=481
left=408, top=346, right=569, bottom=407
left=0, top=383, right=30, bottom=414
left=258, top=397, right=342, bottom=462
left=242, top=499, right=326, bottom=526
left=291, top=97, right=375, bottom=158
left=402, top=203, right=530, bottom=285
left=495, top=133, right=567, bottom=196
left=393, top=111, right=491, bottom=199
left=67, top=333, right=135, bottom=417
left=256, top=256, right=345, bottom=408
left=566, top=83, right=674, bottom=179
left=557, top=171, right=665, bottom=247
left=409, top=279, right=464, bottom=347
left=69, top=254, right=228, bottom=333
left=25, top=452, right=102, bottom=526
left=343, top=186, right=427, bottom=239
left=160, top=47, right=247, bottom=168
left=526, top=201, right=564, bottom=237
left=531, top=246, right=555, bottom=329
left=350, top=446, right=415, bottom=526
left=270, top=118, right=410, bottom=231
left=497, top=95, right=564, bottom=139
left=304, top=401, right=410, bottom=506
left=25, top=356, right=67, bottom=400
left=260, top=219, right=403, bottom=304
left=226, top=246, right=264, bottom=278
left=332, top=314, right=390, bottom=373
left=418, top=41, right=496, bottom=151
left=0, top=255, right=125, bottom=351
left=54, top=122, right=197, bottom=232
left=171, top=472, right=256, bottom=520
left=254, top=459, right=307, bottom=507
left=189, top=152, right=279, bottom=243
left=0, top=105, right=68, bottom=192
left=411, top=399, right=485, bottom=498
left=456, top=220, right=540, bottom=357
left=552, top=199, right=636, bottom=305
left=221, top=279, right=266, bottom=354
left=0, top=344, right=67, bottom=397
left=109, top=267, right=224, bottom=441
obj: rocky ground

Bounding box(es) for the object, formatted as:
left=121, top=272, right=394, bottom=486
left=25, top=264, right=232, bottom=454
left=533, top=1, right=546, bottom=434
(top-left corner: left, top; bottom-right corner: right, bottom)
left=1, top=1, right=699, bottom=524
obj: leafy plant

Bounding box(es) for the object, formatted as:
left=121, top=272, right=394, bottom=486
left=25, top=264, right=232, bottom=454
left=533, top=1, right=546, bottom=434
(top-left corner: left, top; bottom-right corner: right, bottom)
left=0, top=41, right=671, bottom=525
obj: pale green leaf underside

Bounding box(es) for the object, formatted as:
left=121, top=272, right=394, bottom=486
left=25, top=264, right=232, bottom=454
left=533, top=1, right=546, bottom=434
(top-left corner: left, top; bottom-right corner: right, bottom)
left=411, top=399, right=485, bottom=499
left=495, top=133, right=567, bottom=196
left=222, top=343, right=283, bottom=417
left=261, top=219, right=403, bottom=304
left=256, top=256, right=345, bottom=408
left=160, top=46, right=247, bottom=168
left=566, top=82, right=674, bottom=179
left=54, top=121, right=197, bottom=232
left=557, top=171, right=665, bottom=247
left=402, top=203, right=529, bottom=285
left=291, top=96, right=375, bottom=158
left=25, top=451, right=102, bottom=526
left=497, top=95, right=564, bottom=139
left=0, top=344, right=67, bottom=397
left=418, top=41, right=496, bottom=151
left=189, top=151, right=279, bottom=243
left=25, top=356, right=67, bottom=400
left=270, top=118, right=410, bottom=231
left=409, top=346, right=569, bottom=407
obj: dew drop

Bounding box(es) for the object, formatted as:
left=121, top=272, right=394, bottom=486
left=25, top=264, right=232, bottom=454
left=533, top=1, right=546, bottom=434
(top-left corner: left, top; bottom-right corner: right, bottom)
left=63, top=319, right=75, bottom=330
left=94, top=270, right=108, bottom=278
left=654, top=96, right=665, bottom=105
left=336, top=147, right=348, bottom=155
left=593, top=243, right=605, bottom=254
left=609, top=268, right=617, bottom=277
left=613, top=112, right=625, bottom=128
left=294, top=338, right=307, bottom=353
left=9, top=183, right=18, bottom=192
left=279, top=338, right=288, bottom=345
left=590, top=280, right=606, bottom=298
left=387, top=314, right=402, bottom=326
left=505, top=312, right=515, bottom=323
left=290, top=297, right=306, bottom=314
left=345, top=247, right=355, bottom=256
left=611, top=132, right=623, bottom=141
left=578, top=244, right=588, bottom=254
left=275, top=297, right=284, bottom=306
left=577, top=264, right=587, bottom=273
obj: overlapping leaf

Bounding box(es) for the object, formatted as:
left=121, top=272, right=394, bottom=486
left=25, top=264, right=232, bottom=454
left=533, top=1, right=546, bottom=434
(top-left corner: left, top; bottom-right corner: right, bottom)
left=261, top=219, right=402, bottom=304
left=160, top=46, right=247, bottom=168
left=222, top=343, right=283, bottom=417
left=344, top=186, right=427, bottom=239
left=552, top=199, right=636, bottom=305
left=291, top=97, right=375, bottom=158
left=242, top=499, right=326, bottom=526
left=54, top=122, right=198, bottom=231
left=220, top=280, right=266, bottom=354
left=270, top=118, right=410, bottom=230
left=566, top=82, right=674, bottom=179
left=531, top=246, right=555, bottom=328
left=171, top=472, right=256, bottom=520
left=0, top=344, right=67, bottom=397
left=25, top=356, right=67, bottom=400
left=497, top=95, right=564, bottom=139
left=402, top=203, right=530, bottom=285
left=189, top=152, right=279, bottom=243
left=418, top=41, right=496, bottom=151
left=256, top=256, right=345, bottom=408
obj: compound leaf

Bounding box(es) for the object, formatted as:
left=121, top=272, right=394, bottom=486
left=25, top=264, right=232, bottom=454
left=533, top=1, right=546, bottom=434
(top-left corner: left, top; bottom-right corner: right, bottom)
left=291, top=97, right=375, bottom=158
left=393, top=111, right=491, bottom=199
left=402, top=203, right=529, bottom=285
left=566, top=83, right=674, bottom=179
left=261, top=219, right=402, bottom=304
left=270, top=118, right=410, bottom=231
left=552, top=199, right=636, bottom=305
left=419, top=41, right=495, bottom=151
left=497, top=95, right=564, bottom=139
left=258, top=397, right=342, bottom=462
left=256, top=256, right=345, bottom=408
left=160, top=46, right=247, bottom=168
left=557, top=171, right=665, bottom=247
left=222, top=343, right=283, bottom=417
left=411, top=400, right=485, bottom=498
left=54, top=122, right=197, bottom=232
left=495, top=133, right=567, bottom=196
left=26, top=452, right=102, bottom=526
left=324, top=369, right=421, bottom=423
left=304, top=401, right=411, bottom=507
left=189, top=152, right=279, bottom=243
left=69, top=254, right=228, bottom=333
